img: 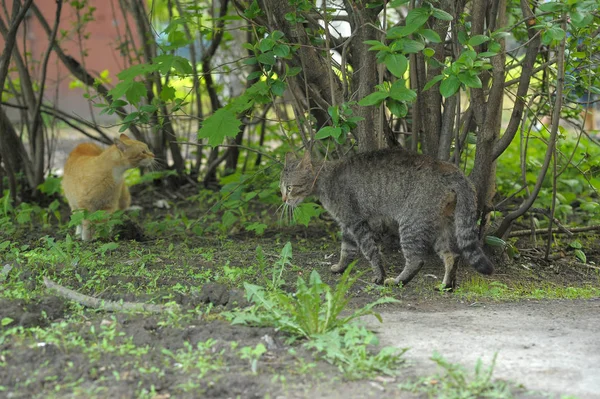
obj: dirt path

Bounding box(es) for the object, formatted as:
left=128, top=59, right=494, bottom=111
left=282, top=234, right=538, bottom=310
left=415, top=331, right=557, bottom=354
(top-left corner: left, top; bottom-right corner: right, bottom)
left=361, top=299, right=600, bottom=399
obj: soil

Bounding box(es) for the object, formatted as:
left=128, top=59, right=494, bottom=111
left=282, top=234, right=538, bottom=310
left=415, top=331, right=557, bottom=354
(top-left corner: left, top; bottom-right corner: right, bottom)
left=1, top=137, right=599, bottom=398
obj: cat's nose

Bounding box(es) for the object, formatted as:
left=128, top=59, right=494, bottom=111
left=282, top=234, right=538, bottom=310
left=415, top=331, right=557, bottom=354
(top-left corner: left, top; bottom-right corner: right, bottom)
left=282, top=193, right=287, bottom=202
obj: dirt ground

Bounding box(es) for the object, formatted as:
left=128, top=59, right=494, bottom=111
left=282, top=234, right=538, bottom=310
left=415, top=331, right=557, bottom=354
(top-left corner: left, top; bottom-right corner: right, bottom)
left=1, top=134, right=599, bottom=398
left=2, top=221, right=599, bottom=398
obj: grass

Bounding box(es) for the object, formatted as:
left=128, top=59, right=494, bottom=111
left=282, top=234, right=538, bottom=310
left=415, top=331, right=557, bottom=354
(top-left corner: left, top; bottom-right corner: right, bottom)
left=1, top=184, right=599, bottom=397
left=399, top=352, right=515, bottom=398
left=455, top=275, right=600, bottom=301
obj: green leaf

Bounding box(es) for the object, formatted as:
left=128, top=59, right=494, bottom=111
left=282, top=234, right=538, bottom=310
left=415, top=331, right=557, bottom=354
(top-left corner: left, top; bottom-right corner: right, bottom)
left=328, top=105, right=339, bottom=125
left=198, top=108, right=243, bottom=146
left=273, top=44, right=290, bottom=58
left=538, top=1, right=564, bottom=12
left=569, top=240, right=583, bottom=249
left=294, top=203, right=323, bottom=227
left=245, top=222, right=267, bottom=235
left=123, top=112, right=139, bottom=123
left=542, top=26, right=565, bottom=45
left=160, top=85, right=176, bottom=102
left=432, top=8, right=453, bottom=21
left=271, top=80, right=287, bottom=96
left=423, top=47, right=435, bottom=57
left=125, top=82, right=147, bottom=105
left=140, top=104, right=158, bottom=113
left=458, top=72, right=482, bottom=89
left=272, top=30, right=285, bottom=40
left=1, top=317, right=13, bottom=327
left=365, top=40, right=389, bottom=51
left=485, top=236, right=506, bottom=248
left=358, top=91, right=389, bottom=106
left=383, top=53, right=408, bottom=78
left=403, top=7, right=431, bottom=35
left=247, top=70, right=263, bottom=81
left=402, top=39, right=425, bottom=54
left=423, top=74, right=444, bottom=91
left=257, top=51, right=276, bottom=65
left=259, top=38, right=276, bottom=52
left=439, top=75, right=461, bottom=97
left=569, top=10, right=593, bottom=29
left=116, top=63, right=154, bottom=81
left=389, top=0, right=410, bottom=6
left=386, top=99, right=408, bottom=118
left=315, top=126, right=342, bottom=140
left=574, top=249, right=586, bottom=263
left=172, top=56, right=193, bottom=74
left=468, top=35, right=490, bottom=46
left=287, top=66, right=302, bottom=77
left=419, top=28, right=442, bottom=43
left=389, top=80, right=416, bottom=102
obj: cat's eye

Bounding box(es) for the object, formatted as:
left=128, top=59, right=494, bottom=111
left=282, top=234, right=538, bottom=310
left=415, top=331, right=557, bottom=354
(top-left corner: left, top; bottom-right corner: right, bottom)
left=286, top=185, right=292, bottom=192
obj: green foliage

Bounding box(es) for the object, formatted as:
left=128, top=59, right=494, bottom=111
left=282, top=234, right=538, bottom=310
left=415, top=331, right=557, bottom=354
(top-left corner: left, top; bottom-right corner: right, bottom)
left=400, top=352, right=513, bottom=398
left=69, top=209, right=126, bottom=240
left=455, top=276, right=600, bottom=301
left=228, top=242, right=404, bottom=379
left=239, top=343, right=267, bottom=374
left=315, top=103, right=364, bottom=144
left=198, top=108, right=243, bottom=146
left=493, top=132, right=600, bottom=226
left=305, top=325, right=407, bottom=379
left=229, top=244, right=399, bottom=340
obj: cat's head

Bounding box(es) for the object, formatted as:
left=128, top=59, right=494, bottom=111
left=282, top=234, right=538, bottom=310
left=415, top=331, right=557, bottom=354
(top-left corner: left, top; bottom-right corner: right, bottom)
left=114, top=134, right=155, bottom=168
left=280, top=151, right=315, bottom=207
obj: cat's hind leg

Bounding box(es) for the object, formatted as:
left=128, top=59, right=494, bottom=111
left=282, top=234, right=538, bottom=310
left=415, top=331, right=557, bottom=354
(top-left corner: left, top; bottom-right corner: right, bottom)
left=81, top=219, right=93, bottom=241
left=439, top=251, right=459, bottom=290
left=331, top=228, right=359, bottom=274
left=346, top=221, right=386, bottom=284
left=384, top=228, right=428, bottom=286
left=434, top=222, right=459, bottom=290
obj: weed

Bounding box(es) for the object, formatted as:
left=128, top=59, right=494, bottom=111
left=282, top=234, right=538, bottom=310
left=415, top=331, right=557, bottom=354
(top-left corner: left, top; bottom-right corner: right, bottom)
left=230, top=258, right=398, bottom=339
left=306, top=324, right=407, bottom=379
left=456, top=275, right=600, bottom=301
left=400, top=352, right=514, bottom=398
left=239, top=343, right=267, bottom=374
left=227, top=242, right=405, bottom=379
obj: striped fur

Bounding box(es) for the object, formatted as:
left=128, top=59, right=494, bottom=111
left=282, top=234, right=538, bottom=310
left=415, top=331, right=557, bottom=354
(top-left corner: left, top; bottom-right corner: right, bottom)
left=281, top=148, right=494, bottom=287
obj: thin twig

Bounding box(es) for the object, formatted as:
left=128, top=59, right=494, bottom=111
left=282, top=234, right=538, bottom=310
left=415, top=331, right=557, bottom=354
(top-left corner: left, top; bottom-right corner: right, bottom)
left=572, top=263, right=600, bottom=271
left=43, top=277, right=179, bottom=313
left=176, top=141, right=282, bottom=164
left=508, top=225, right=600, bottom=237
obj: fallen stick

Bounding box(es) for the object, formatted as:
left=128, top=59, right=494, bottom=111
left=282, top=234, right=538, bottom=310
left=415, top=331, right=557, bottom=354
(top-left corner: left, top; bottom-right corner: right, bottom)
left=508, top=225, right=600, bottom=238
left=572, top=263, right=600, bottom=271
left=43, top=277, right=179, bottom=313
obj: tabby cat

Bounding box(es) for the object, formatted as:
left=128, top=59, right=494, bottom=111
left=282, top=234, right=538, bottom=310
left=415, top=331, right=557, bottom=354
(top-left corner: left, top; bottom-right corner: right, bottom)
left=62, top=134, right=154, bottom=241
left=280, top=148, right=494, bottom=288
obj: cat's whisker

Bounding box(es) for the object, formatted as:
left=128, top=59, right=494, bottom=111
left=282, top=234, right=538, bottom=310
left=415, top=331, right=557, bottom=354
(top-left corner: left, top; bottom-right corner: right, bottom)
left=291, top=206, right=297, bottom=225
left=276, top=203, right=285, bottom=226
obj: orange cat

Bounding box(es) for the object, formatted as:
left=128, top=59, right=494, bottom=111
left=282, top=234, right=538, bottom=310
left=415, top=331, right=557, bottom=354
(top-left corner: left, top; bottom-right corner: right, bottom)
left=62, top=134, right=154, bottom=240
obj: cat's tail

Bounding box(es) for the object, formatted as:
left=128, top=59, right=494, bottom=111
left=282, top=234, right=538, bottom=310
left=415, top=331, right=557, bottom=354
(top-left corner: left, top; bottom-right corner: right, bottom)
left=452, top=177, right=494, bottom=276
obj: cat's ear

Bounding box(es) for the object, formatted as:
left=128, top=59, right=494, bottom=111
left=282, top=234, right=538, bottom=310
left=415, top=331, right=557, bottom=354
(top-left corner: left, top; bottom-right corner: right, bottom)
left=300, top=150, right=312, bottom=166
left=119, top=133, right=131, bottom=141
left=284, top=152, right=296, bottom=165
left=114, top=137, right=128, bottom=153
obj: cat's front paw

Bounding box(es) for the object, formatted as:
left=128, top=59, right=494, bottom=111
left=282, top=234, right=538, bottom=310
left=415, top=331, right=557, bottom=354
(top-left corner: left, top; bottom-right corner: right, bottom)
left=330, top=263, right=347, bottom=274
left=371, top=274, right=385, bottom=285
left=384, top=277, right=398, bottom=286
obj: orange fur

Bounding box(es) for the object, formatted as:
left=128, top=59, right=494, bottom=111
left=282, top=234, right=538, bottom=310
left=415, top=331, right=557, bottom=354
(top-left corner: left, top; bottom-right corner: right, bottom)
left=62, top=134, right=154, bottom=240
